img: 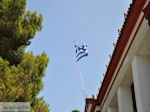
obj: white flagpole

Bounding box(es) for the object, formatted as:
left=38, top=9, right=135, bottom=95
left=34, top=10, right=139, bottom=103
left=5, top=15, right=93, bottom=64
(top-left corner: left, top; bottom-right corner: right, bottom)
left=73, top=42, right=88, bottom=112
left=76, top=62, right=88, bottom=112
left=76, top=62, right=86, bottom=100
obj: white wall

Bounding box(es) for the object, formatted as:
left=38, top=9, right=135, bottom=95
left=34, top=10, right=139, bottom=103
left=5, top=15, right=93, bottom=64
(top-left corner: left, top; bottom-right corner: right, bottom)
left=132, top=56, right=150, bottom=112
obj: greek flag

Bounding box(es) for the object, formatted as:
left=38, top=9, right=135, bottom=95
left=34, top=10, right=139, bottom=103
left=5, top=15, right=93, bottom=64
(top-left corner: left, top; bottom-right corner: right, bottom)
left=75, top=44, right=88, bottom=62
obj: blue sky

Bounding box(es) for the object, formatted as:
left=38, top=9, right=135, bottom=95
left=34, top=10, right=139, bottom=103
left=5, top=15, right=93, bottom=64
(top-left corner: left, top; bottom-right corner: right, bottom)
left=26, top=0, right=131, bottom=112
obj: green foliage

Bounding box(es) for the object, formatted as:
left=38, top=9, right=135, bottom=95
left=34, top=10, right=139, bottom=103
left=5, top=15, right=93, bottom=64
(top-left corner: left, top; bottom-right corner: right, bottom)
left=32, top=97, right=50, bottom=112
left=15, top=52, right=49, bottom=102
left=0, top=53, right=49, bottom=111
left=72, top=110, right=80, bottom=112
left=0, top=0, right=50, bottom=112
left=0, top=0, right=43, bottom=65
left=0, top=57, right=23, bottom=102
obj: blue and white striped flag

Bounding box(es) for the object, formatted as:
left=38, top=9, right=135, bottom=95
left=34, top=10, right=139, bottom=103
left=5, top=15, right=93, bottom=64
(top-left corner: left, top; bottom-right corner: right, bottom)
left=75, top=44, right=88, bottom=62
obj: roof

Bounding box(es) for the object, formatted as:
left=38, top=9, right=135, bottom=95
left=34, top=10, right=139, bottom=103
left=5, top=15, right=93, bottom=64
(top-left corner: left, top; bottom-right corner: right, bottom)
left=85, top=0, right=147, bottom=112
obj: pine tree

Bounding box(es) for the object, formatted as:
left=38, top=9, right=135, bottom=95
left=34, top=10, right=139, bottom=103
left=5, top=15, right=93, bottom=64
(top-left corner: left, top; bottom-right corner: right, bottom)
left=0, top=0, right=50, bottom=111
left=0, top=0, right=43, bottom=65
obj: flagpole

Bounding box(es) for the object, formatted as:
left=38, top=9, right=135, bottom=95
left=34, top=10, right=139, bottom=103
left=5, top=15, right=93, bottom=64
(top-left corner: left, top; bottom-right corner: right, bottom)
left=73, top=42, right=88, bottom=112
left=76, top=62, right=86, bottom=100
left=76, top=62, right=88, bottom=112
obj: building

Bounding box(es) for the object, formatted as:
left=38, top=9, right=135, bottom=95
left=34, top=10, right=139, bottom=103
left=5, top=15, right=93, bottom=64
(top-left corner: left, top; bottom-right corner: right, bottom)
left=85, top=0, right=150, bottom=112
